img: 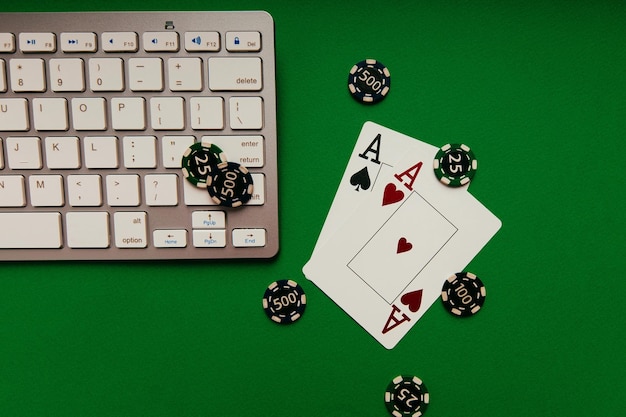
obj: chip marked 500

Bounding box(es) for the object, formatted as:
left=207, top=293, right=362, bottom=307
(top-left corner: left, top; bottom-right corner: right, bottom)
left=348, top=59, right=391, bottom=104
left=262, top=279, right=307, bottom=324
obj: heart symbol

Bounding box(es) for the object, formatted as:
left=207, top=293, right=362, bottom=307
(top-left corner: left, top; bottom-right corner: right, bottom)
left=382, top=183, right=404, bottom=206
left=396, top=237, right=413, bottom=254
left=401, top=289, right=423, bottom=312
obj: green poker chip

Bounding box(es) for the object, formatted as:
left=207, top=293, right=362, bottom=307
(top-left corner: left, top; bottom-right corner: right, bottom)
left=433, top=143, right=477, bottom=187
left=181, top=141, right=227, bottom=188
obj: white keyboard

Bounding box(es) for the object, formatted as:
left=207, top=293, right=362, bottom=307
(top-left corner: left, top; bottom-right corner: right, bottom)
left=0, top=11, right=279, bottom=260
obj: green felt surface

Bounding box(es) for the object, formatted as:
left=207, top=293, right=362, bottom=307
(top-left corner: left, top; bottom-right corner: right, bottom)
left=1, top=1, right=625, bottom=416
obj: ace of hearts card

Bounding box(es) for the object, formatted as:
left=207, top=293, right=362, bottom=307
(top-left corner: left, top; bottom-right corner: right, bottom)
left=303, top=122, right=502, bottom=349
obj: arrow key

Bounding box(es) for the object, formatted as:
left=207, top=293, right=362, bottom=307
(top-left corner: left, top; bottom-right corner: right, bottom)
left=192, top=230, right=226, bottom=248
left=192, top=210, right=226, bottom=229
left=232, top=228, right=266, bottom=248
left=153, top=229, right=187, bottom=248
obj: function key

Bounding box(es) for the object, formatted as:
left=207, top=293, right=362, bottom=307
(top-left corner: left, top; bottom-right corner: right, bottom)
left=0, top=33, right=15, bottom=53
left=184, top=32, right=220, bottom=51
left=143, top=32, right=179, bottom=52
left=225, top=32, right=261, bottom=52
left=102, top=32, right=138, bottom=52
left=60, top=32, right=97, bottom=52
left=19, top=32, right=56, bottom=53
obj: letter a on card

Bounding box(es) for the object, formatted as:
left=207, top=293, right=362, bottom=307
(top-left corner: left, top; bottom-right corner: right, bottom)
left=382, top=304, right=410, bottom=334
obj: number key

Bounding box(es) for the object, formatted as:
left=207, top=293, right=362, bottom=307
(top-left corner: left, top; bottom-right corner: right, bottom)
left=89, top=58, right=124, bottom=91
left=10, top=58, right=46, bottom=92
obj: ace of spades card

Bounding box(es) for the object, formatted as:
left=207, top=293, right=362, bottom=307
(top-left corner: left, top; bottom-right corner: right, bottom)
left=308, top=121, right=439, bottom=259
left=303, top=123, right=501, bottom=349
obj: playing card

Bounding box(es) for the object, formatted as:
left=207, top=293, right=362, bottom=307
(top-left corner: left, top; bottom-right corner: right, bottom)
left=348, top=191, right=457, bottom=304
left=308, top=121, right=439, bottom=259
left=303, top=152, right=502, bottom=349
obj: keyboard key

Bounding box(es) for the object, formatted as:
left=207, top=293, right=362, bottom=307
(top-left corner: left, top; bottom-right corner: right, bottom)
left=129, top=58, right=163, bottom=91
left=0, top=59, right=6, bottom=92
left=249, top=173, right=265, bottom=205
left=122, top=136, right=156, bottom=168
left=10, top=58, right=46, bottom=92
left=192, top=229, right=226, bottom=248
left=60, top=32, right=97, bottom=52
left=184, top=32, right=219, bottom=52
left=106, top=174, right=140, bottom=206
left=49, top=58, right=85, bottom=92
left=114, top=211, right=147, bottom=248
left=45, top=136, right=81, bottom=169
left=0, top=98, right=30, bottom=131
left=161, top=135, right=194, bottom=168
left=83, top=136, right=118, bottom=168
left=232, top=228, right=266, bottom=247
left=71, top=97, right=107, bottom=131
left=18, top=32, right=56, bottom=53
left=102, top=32, right=138, bottom=52
left=111, top=97, right=146, bottom=130
left=28, top=174, right=64, bottom=207
left=183, top=173, right=265, bottom=206
left=150, top=97, right=185, bottom=130
left=143, top=32, right=179, bottom=52
left=89, top=58, right=125, bottom=91
left=66, top=212, right=110, bottom=248
left=144, top=174, right=178, bottom=206
left=168, top=57, right=202, bottom=91
left=192, top=210, right=226, bottom=229
left=183, top=180, right=213, bottom=206
left=226, top=31, right=261, bottom=52
left=67, top=174, right=103, bottom=206
left=6, top=136, right=42, bottom=169
left=153, top=229, right=187, bottom=248
left=208, top=57, right=262, bottom=91
left=0, top=212, right=62, bottom=248
left=0, top=33, right=15, bottom=53
left=32, top=98, right=69, bottom=131
left=190, top=97, right=224, bottom=130
left=0, top=175, right=26, bottom=207
left=229, top=97, right=263, bottom=129
left=203, top=135, right=264, bottom=167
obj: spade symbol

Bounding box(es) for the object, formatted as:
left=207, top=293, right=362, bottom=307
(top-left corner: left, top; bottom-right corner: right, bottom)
left=350, top=167, right=371, bottom=191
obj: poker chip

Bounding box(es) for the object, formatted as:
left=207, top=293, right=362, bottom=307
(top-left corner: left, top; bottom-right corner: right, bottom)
left=384, top=375, right=429, bottom=417
left=433, top=143, right=477, bottom=187
left=206, top=161, right=254, bottom=207
left=348, top=59, right=391, bottom=104
left=262, top=279, right=307, bottom=324
left=441, top=272, right=486, bottom=317
left=181, top=141, right=227, bottom=188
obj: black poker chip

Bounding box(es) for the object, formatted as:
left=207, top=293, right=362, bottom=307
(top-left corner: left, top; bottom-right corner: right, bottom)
left=181, top=141, right=226, bottom=188
left=206, top=161, right=254, bottom=207
left=348, top=59, right=391, bottom=104
left=262, top=280, right=307, bottom=324
left=384, top=375, right=429, bottom=416
left=433, top=143, right=477, bottom=187
left=441, top=272, right=486, bottom=317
